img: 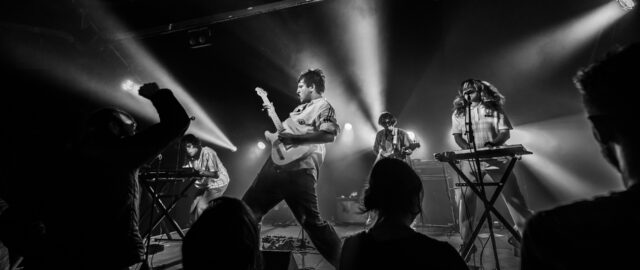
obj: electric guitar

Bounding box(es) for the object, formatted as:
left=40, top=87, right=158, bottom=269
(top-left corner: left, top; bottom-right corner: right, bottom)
left=385, top=141, right=421, bottom=160
left=255, top=87, right=314, bottom=165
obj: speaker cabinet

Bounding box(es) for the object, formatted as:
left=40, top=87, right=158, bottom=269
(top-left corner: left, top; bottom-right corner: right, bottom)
left=412, top=159, right=458, bottom=229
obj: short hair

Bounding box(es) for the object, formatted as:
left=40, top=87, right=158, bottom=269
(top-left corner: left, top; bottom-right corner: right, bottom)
left=181, top=134, right=201, bottom=147
left=298, top=69, right=326, bottom=94
left=573, top=43, right=640, bottom=118
left=378, top=112, right=397, bottom=127
left=182, top=197, right=262, bottom=270
left=363, top=158, right=423, bottom=218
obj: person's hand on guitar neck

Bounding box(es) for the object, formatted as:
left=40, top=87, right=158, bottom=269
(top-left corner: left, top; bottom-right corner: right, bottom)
left=262, top=102, right=274, bottom=112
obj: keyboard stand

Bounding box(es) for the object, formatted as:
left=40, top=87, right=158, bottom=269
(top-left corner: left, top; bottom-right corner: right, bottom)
left=444, top=155, right=523, bottom=261
left=140, top=178, right=197, bottom=240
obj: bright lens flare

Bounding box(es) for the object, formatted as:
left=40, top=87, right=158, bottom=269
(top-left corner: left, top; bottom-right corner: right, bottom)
left=618, top=0, right=636, bottom=10
left=344, top=123, right=353, bottom=131
left=121, top=79, right=140, bottom=94
left=257, top=141, right=266, bottom=150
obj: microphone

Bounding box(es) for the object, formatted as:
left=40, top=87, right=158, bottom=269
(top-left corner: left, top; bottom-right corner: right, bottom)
left=462, top=90, right=475, bottom=105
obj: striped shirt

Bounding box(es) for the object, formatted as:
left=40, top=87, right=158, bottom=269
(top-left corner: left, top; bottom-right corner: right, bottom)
left=184, top=146, right=230, bottom=189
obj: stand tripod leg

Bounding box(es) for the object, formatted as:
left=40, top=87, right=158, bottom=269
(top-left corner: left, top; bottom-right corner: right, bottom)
left=485, top=213, right=501, bottom=270
left=450, top=158, right=520, bottom=269
left=448, top=161, right=486, bottom=259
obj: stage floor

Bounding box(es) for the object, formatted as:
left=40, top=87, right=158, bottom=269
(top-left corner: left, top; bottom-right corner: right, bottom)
left=138, top=222, right=520, bottom=270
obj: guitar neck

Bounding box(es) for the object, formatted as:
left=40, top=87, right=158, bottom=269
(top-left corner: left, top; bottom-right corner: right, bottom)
left=268, top=111, right=284, bottom=131
left=259, top=96, right=284, bottom=131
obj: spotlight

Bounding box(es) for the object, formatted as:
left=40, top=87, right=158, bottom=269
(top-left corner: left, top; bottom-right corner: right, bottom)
left=617, top=0, right=636, bottom=10
left=257, top=141, right=266, bottom=150
left=187, top=27, right=213, bottom=49
left=344, top=123, right=353, bottom=131
left=121, top=79, right=140, bottom=94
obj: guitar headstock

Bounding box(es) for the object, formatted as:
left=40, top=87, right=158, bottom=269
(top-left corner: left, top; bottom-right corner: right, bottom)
left=255, top=87, right=268, bottom=98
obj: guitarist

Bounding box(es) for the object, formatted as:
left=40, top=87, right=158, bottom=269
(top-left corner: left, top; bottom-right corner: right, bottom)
left=242, top=68, right=342, bottom=267
left=373, top=112, right=419, bottom=166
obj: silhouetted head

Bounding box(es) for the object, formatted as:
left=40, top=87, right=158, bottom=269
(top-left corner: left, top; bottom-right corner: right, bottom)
left=574, top=43, right=640, bottom=187
left=363, top=158, right=423, bottom=221
left=182, top=197, right=262, bottom=270
left=83, top=108, right=137, bottom=143
left=181, top=134, right=202, bottom=159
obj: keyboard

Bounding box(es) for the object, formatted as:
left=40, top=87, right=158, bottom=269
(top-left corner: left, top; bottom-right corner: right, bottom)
left=139, top=168, right=215, bottom=182
left=434, top=144, right=532, bottom=162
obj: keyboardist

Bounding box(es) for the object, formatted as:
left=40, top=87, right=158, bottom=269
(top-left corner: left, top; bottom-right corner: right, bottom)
left=450, top=79, right=533, bottom=257
left=180, top=134, right=230, bottom=224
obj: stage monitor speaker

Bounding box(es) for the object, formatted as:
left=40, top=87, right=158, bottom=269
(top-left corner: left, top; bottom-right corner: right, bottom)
left=412, top=159, right=458, bottom=229
left=262, top=250, right=299, bottom=270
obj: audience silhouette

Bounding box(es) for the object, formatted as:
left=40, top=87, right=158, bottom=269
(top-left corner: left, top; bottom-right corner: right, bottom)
left=521, top=43, right=640, bottom=269
left=43, top=82, right=190, bottom=270
left=182, top=196, right=262, bottom=270
left=340, top=158, right=469, bottom=270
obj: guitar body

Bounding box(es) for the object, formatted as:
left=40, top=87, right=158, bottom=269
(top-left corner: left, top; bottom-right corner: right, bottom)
left=385, top=142, right=421, bottom=160
left=264, top=130, right=313, bottom=166
left=254, top=87, right=315, bottom=166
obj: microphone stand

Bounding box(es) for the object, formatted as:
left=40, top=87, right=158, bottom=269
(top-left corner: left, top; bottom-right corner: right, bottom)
left=463, top=94, right=501, bottom=270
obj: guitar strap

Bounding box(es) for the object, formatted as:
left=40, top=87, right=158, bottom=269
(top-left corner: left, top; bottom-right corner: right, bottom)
left=392, top=127, right=398, bottom=149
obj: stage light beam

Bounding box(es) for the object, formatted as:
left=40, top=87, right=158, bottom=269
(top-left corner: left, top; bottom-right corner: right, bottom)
left=497, top=1, right=628, bottom=76
left=510, top=115, right=622, bottom=202
left=80, top=0, right=237, bottom=151
left=336, top=0, right=385, bottom=127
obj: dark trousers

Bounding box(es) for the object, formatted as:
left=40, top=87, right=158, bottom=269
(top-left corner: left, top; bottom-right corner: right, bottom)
left=242, top=160, right=341, bottom=267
